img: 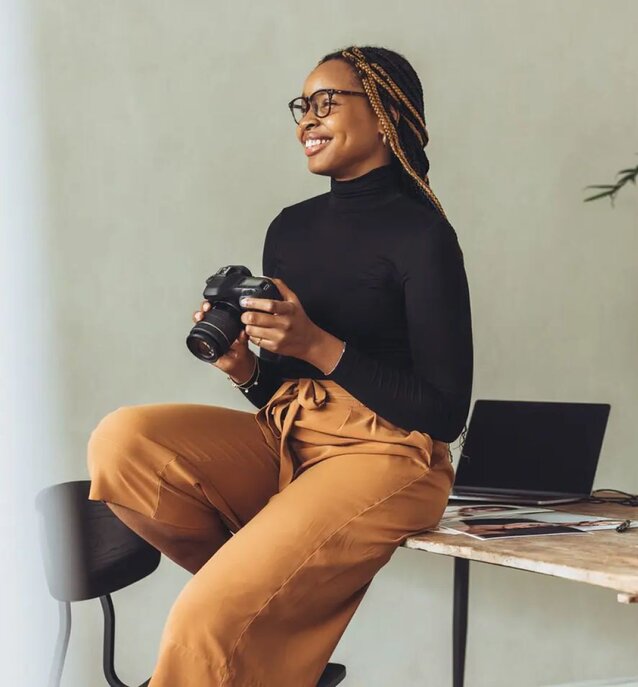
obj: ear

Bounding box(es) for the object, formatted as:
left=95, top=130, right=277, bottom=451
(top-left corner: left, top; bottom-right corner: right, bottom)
left=377, top=106, right=400, bottom=137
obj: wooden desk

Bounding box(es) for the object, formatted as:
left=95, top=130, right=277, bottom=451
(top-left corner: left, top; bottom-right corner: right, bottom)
left=402, top=502, right=638, bottom=687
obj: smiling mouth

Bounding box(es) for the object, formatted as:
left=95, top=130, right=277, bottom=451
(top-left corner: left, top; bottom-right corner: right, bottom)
left=304, top=138, right=332, bottom=157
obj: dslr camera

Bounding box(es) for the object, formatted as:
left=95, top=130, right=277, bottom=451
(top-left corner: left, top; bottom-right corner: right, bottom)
left=186, top=265, right=283, bottom=363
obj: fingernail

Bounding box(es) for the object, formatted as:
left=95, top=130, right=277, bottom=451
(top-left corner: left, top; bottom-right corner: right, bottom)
left=240, top=297, right=250, bottom=307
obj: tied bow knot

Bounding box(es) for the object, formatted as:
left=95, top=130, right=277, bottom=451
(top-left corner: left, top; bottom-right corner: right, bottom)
left=263, top=378, right=330, bottom=491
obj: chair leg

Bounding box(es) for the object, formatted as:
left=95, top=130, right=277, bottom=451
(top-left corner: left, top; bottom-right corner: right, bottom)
left=48, top=600, right=71, bottom=687
left=100, top=594, right=130, bottom=687
left=317, top=662, right=347, bottom=687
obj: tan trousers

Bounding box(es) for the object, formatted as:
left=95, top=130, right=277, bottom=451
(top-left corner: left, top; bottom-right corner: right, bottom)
left=87, top=377, right=455, bottom=687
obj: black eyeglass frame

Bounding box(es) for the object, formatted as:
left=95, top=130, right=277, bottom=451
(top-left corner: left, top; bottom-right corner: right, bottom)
left=287, top=88, right=367, bottom=124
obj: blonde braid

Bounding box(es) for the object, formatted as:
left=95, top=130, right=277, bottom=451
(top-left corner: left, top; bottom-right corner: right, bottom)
left=341, top=48, right=447, bottom=221
left=345, top=49, right=427, bottom=147
left=366, top=56, right=427, bottom=133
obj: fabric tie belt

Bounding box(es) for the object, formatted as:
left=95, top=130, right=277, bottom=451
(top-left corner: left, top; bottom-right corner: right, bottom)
left=262, top=378, right=331, bottom=491
left=257, top=377, right=452, bottom=492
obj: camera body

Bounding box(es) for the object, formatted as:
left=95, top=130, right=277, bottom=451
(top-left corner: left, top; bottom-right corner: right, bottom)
left=186, top=265, right=283, bottom=363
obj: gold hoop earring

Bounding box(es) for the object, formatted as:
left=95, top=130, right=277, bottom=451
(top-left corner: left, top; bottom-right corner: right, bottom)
left=382, top=133, right=387, bottom=146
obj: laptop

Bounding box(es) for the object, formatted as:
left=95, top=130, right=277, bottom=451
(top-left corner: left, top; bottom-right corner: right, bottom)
left=449, top=400, right=611, bottom=505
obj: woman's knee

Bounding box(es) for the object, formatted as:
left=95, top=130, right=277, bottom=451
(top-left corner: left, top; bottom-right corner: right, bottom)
left=94, top=404, right=160, bottom=438
left=87, top=405, right=158, bottom=477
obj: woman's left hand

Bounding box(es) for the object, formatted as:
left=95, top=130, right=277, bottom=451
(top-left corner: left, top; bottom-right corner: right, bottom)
left=239, top=277, right=323, bottom=360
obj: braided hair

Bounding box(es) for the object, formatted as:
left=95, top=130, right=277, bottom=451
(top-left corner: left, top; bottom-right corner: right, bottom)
left=319, top=45, right=468, bottom=459
left=318, top=45, right=447, bottom=221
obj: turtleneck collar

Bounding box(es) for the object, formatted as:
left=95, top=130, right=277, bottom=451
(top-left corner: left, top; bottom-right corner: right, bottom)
left=328, top=163, right=403, bottom=211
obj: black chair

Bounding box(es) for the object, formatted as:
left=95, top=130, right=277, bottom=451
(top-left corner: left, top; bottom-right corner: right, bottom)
left=35, top=480, right=346, bottom=687
left=35, top=480, right=159, bottom=687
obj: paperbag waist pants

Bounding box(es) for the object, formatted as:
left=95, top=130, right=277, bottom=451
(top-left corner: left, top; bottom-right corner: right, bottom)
left=87, top=377, right=455, bottom=687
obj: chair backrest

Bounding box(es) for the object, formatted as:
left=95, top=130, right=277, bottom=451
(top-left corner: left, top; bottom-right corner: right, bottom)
left=35, top=480, right=160, bottom=601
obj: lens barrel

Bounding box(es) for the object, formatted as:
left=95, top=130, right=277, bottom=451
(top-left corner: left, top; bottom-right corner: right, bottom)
left=186, top=304, right=242, bottom=362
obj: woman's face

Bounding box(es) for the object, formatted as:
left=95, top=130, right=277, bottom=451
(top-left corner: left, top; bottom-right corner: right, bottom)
left=294, top=59, right=395, bottom=181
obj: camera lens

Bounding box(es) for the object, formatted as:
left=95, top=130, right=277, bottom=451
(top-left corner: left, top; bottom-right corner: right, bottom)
left=196, top=340, right=213, bottom=358
left=186, top=302, right=242, bottom=363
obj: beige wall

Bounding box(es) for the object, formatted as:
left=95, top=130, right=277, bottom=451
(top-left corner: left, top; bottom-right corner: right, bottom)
left=8, top=0, right=637, bottom=684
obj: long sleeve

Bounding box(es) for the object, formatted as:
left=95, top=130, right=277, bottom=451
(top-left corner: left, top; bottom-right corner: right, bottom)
left=326, top=217, right=473, bottom=442
left=232, top=163, right=474, bottom=440
left=239, top=212, right=287, bottom=409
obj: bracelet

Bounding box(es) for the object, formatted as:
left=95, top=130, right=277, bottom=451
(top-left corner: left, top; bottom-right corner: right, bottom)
left=227, top=354, right=260, bottom=392
left=325, top=341, right=346, bottom=375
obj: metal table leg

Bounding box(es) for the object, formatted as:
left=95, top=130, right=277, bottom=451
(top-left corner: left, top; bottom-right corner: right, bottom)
left=453, top=558, right=470, bottom=687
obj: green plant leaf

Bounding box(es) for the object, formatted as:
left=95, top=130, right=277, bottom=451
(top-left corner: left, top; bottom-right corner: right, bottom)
left=584, top=191, right=615, bottom=201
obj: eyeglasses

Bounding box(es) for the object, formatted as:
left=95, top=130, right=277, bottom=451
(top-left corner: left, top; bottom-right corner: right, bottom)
left=287, top=88, right=367, bottom=124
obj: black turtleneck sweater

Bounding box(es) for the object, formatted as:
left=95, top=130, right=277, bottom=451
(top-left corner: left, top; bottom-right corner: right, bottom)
left=237, top=163, right=473, bottom=443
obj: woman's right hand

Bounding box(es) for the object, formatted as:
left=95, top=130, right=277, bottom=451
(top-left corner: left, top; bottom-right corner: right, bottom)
left=192, top=300, right=256, bottom=382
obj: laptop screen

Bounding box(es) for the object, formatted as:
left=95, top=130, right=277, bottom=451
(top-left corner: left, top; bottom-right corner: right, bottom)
left=454, top=400, right=610, bottom=494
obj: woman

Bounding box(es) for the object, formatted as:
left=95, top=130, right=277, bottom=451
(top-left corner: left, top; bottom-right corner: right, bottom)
left=87, top=45, right=473, bottom=687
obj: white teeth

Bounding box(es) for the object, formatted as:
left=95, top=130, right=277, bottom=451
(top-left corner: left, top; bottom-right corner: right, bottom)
left=305, top=138, right=330, bottom=148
